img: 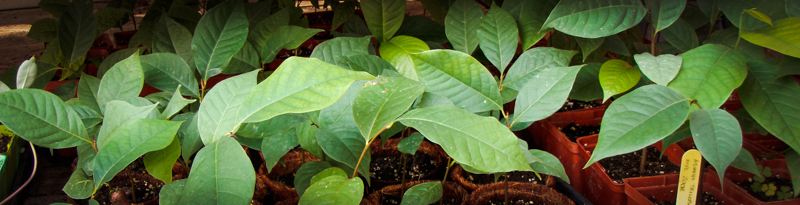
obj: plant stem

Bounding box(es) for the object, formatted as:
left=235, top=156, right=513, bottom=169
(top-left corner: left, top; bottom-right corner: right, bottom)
left=401, top=153, right=407, bottom=193
left=504, top=173, right=509, bottom=205
left=735, top=11, right=745, bottom=49
left=127, top=167, right=137, bottom=202
left=199, top=80, right=206, bottom=102
left=439, top=158, right=453, bottom=205
left=707, top=19, right=716, bottom=40
left=639, top=148, right=648, bottom=175
left=352, top=135, right=381, bottom=178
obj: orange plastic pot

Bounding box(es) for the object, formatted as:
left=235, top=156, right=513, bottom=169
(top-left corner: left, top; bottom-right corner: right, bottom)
left=525, top=121, right=591, bottom=195
left=709, top=159, right=800, bottom=205
left=624, top=172, right=742, bottom=205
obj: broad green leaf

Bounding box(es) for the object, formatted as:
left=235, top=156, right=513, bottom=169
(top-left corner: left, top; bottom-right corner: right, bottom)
left=338, top=55, right=397, bottom=77
left=254, top=25, right=322, bottom=63
left=94, top=7, right=130, bottom=37
left=127, top=0, right=172, bottom=49
left=477, top=4, right=518, bottom=73
left=503, top=47, right=578, bottom=90
left=544, top=0, right=647, bottom=38
left=379, top=36, right=429, bottom=81
left=97, top=48, right=140, bottom=79
left=602, top=34, right=630, bottom=56
left=0, top=61, right=55, bottom=91
left=159, top=87, right=195, bottom=120
left=353, top=77, right=424, bottom=141
left=197, top=71, right=258, bottom=145
left=340, top=14, right=372, bottom=37
left=705, top=28, right=768, bottom=63
left=681, top=5, right=709, bottom=30
left=298, top=120, right=324, bottom=159
left=332, top=1, right=356, bottom=30
left=237, top=57, right=374, bottom=123
left=159, top=179, right=187, bottom=205
left=512, top=65, right=583, bottom=125
left=295, top=161, right=332, bottom=197
left=236, top=114, right=307, bottom=139
left=0, top=82, right=9, bottom=93
left=153, top=14, right=194, bottom=68
left=97, top=52, right=144, bottom=113
left=248, top=8, right=289, bottom=61
left=316, top=126, right=371, bottom=177
left=732, top=109, right=769, bottom=135
left=739, top=62, right=800, bottom=156
left=789, top=1, right=800, bottom=17
left=528, top=149, right=570, bottom=184
left=586, top=85, right=689, bottom=167
left=245, top=0, right=273, bottom=30
left=786, top=150, right=800, bottom=197
left=39, top=0, right=69, bottom=19
left=70, top=105, right=102, bottom=129
left=318, top=82, right=362, bottom=128
left=260, top=130, right=299, bottom=173
left=63, top=169, right=93, bottom=199
left=53, top=81, right=78, bottom=102
left=299, top=176, right=364, bottom=205
left=58, top=0, right=96, bottom=64
left=222, top=41, right=260, bottom=75
left=411, top=50, right=502, bottom=113
left=634, top=53, right=682, bottom=86
left=397, top=106, right=532, bottom=173
left=730, top=149, right=759, bottom=176
left=398, top=132, right=424, bottom=155
left=192, top=0, right=248, bottom=81
left=16, top=57, right=37, bottom=89
left=690, top=109, right=742, bottom=183
left=414, top=92, right=455, bottom=109
left=0, top=89, right=89, bottom=148
left=96, top=101, right=158, bottom=150
left=311, top=36, right=372, bottom=65
left=77, top=74, right=102, bottom=113
left=144, top=137, right=181, bottom=183
left=93, top=119, right=182, bottom=189
left=146, top=92, right=171, bottom=112
left=741, top=17, right=800, bottom=59
left=310, top=167, right=349, bottom=185
left=646, top=0, right=686, bottom=33
left=395, top=16, right=448, bottom=44
left=697, top=0, right=720, bottom=23
left=445, top=0, right=484, bottom=54
left=667, top=44, right=746, bottom=110
left=717, top=0, right=786, bottom=31
left=400, top=182, right=443, bottom=205
left=662, top=121, right=691, bottom=152
left=418, top=0, right=449, bottom=24
left=174, top=113, right=202, bottom=162
left=576, top=37, right=604, bottom=62
left=518, top=0, right=558, bottom=50
left=182, top=136, right=256, bottom=205
left=361, top=0, right=406, bottom=42
left=569, top=63, right=603, bottom=101
left=744, top=9, right=773, bottom=26
left=599, top=59, right=641, bottom=102
left=661, top=18, right=698, bottom=52
left=140, top=53, right=200, bottom=97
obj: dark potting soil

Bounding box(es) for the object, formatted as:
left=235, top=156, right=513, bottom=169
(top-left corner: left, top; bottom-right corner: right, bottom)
left=651, top=192, right=722, bottom=205
left=597, top=146, right=681, bottom=184
left=381, top=194, right=461, bottom=205
left=487, top=199, right=538, bottom=205
left=370, top=153, right=438, bottom=181
left=466, top=171, right=548, bottom=185
left=272, top=173, right=297, bottom=188
left=86, top=159, right=163, bottom=205
left=558, top=123, right=600, bottom=142
left=556, top=100, right=602, bottom=112
left=734, top=176, right=797, bottom=202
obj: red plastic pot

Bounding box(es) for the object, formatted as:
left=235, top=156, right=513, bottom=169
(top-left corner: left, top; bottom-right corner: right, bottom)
left=577, top=135, right=685, bottom=205
left=744, top=134, right=790, bottom=154
left=624, top=172, right=743, bottom=205
left=709, top=159, right=800, bottom=205
left=544, top=106, right=606, bottom=128
left=526, top=120, right=596, bottom=195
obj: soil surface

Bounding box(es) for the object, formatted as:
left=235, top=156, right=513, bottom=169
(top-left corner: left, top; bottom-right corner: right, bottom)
left=0, top=133, right=10, bottom=154
left=74, top=158, right=163, bottom=205
left=370, top=153, right=437, bottom=181
left=272, top=172, right=297, bottom=188
left=487, top=199, right=538, bottom=205
left=735, top=176, right=797, bottom=202
left=558, top=122, right=600, bottom=142
left=556, top=100, right=602, bottom=112
left=651, top=192, right=721, bottom=205
left=597, top=146, right=681, bottom=183
left=465, top=171, right=548, bottom=185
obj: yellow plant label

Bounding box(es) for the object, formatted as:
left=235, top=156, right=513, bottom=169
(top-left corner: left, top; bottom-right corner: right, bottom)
left=0, top=125, right=14, bottom=137
left=676, top=149, right=703, bottom=205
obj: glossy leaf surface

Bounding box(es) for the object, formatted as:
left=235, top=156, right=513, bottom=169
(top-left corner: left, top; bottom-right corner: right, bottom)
left=741, top=17, right=800, bottom=59
left=411, top=50, right=502, bottom=113
left=192, top=0, right=248, bottom=81
left=400, top=182, right=443, bottom=205
left=0, top=89, right=89, bottom=148
left=444, top=0, right=483, bottom=54
left=512, top=65, right=582, bottom=125
left=353, top=77, right=424, bottom=141
left=634, top=53, right=681, bottom=86
left=599, top=59, right=640, bottom=102
left=140, top=53, right=200, bottom=97
left=361, top=0, right=405, bottom=42
left=477, top=4, right=518, bottom=73
left=544, top=0, right=647, bottom=38
left=181, top=136, right=256, bottom=205
left=690, top=109, right=742, bottom=183
left=197, top=71, right=257, bottom=144
left=667, top=44, right=746, bottom=111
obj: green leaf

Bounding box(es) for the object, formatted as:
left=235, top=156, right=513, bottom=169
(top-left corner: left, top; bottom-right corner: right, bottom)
left=504, top=47, right=578, bottom=89
left=395, top=16, right=448, bottom=44
left=732, top=109, right=769, bottom=135
left=174, top=113, right=202, bottom=162
left=681, top=5, right=709, bottom=30
left=527, top=149, right=570, bottom=184
left=27, top=18, right=59, bottom=43
left=94, top=7, right=130, bottom=37
left=16, top=57, right=37, bottom=89
left=0, top=82, right=8, bottom=93
left=744, top=9, right=774, bottom=26
left=295, top=161, right=332, bottom=197
left=153, top=14, right=195, bottom=68
left=332, top=1, right=356, bottom=30
left=697, top=0, right=720, bottom=23
left=599, top=59, right=641, bottom=103
left=192, top=0, right=248, bottom=81
left=411, top=50, right=502, bottom=113
left=197, top=71, right=258, bottom=145
left=236, top=114, right=307, bottom=139
left=717, top=0, right=786, bottom=31
left=254, top=25, right=322, bottom=63
left=58, top=0, right=96, bottom=64
left=248, top=8, right=289, bottom=60
left=662, top=121, right=691, bottom=152
left=317, top=125, right=371, bottom=177
left=70, top=104, right=102, bottom=129
left=576, top=37, right=604, bottom=62
left=398, top=132, right=424, bottom=155
left=140, top=53, right=200, bottom=98
left=602, top=34, right=631, bottom=56
left=63, top=169, right=94, bottom=199
left=401, top=182, right=443, bottom=205
left=39, top=0, right=69, bottom=18
left=789, top=1, right=800, bottom=17
left=181, top=136, right=256, bottom=205
left=646, top=0, right=686, bottom=33
left=634, top=53, right=682, bottom=86
left=739, top=61, right=800, bottom=156
left=730, top=149, right=759, bottom=176
left=298, top=120, right=324, bottom=160
left=586, top=85, right=690, bottom=167
left=97, top=48, right=140, bottom=79
left=661, top=18, right=699, bottom=52
left=786, top=150, right=800, bottom=197
left=159, top=179, right=187, bottom=205
left=311, top=36, right=372, bottom=65
left=222, top=41, right=260, bottom=75
left=445, top=0, right=484, bottom=54
left=667, top=44, right=746, bottom=111
left=97, top=52, right=144, bottom=113
left=77, top=74, right=102, bottom=113
left=397, top=106, right=532, bottom=173
left=260, top=130, right=299, bottom=173
left=53, top=81, right=78, bottom=102
left=162, top=89, right=194, bottom=120
left=544, top=0, right=647, bottom=38
left=237, top=57, right=374, bottom=123
left=0, top=89, right=89, bottom=148
left=569, top=63, right=603, bottom=101
left=477, top=4, right=518, bottom=73
left=379, top=36, right=430, bottom=81
left=144, top=137, right=181, bottom=183
left=310, top=167, right=349, bottom=185
left=318, top=82, right=362, bottom=128
left=518, top=0, right=557, bottom=50
left=418, top=0, right=449, bottom=24
left=741, top=17, right=800, bottom=59
left=414, top=92, right=455, bottom=109
left=690, top=109, right=742, bottom=183
left=353, top=77, right=424, bottom=141
left=361, top=0, right=406, bottom=42
left=93, top=119, right=182, bottom=189
left=338, top=55, right=397, bottom=77
left=245, top=0, right=274, bottom=30
left=299, top=176, right=364, bottom=205
left=512, top=65, right=583, bottom=125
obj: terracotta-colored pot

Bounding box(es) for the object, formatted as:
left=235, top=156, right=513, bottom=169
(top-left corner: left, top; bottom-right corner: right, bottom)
left=710, top=159, right=800, bottom=204
left=273, top=197, right=374, bottom=205
left=624, top=172, right=743, bottom=205
left=525, top=119, right=600, bottom=194
left=463, top=181, right=575, bottom=205
left=366, top=180, right=467, bottom=205
left=257, top=150, right=320, bottom=202
left=367, top=138, right=445, bottom=190
left=449, top=164, right=555, bottom=192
